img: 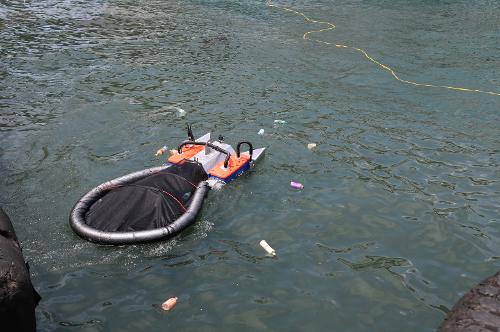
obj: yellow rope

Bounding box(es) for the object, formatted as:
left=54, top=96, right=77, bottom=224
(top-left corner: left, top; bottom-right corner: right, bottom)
left=266, top=0, right=500, bottom=97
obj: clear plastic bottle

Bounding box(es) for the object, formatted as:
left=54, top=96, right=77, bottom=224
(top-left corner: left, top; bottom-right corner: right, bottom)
left=155, top=145, right=168, bottom=156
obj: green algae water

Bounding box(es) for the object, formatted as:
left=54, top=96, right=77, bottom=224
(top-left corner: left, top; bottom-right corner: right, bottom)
left=1, top=0, right=499, bottom=330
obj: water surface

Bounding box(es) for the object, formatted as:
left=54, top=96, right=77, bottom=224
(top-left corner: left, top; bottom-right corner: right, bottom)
left=1, top=0, right=499, bottom=331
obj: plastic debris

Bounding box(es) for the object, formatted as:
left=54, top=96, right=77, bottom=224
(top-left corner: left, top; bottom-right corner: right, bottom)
left=274, top=120, right=286, bottom=124
left=258, top=129, right=265, bottom=135
left=307, top=143, right=317, bottom=150
left=177, top=108, right=186, bottom=117
left=260, top=240, right=276, bottom=256
left=290, top=181, right=304, bottom=189
left=155, top=145, right=168, bottom=156
left=161, top=297, right=178, bottom=311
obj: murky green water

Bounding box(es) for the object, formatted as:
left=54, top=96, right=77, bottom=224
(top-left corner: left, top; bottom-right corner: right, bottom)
left=1, top=0, right=499, bottom=331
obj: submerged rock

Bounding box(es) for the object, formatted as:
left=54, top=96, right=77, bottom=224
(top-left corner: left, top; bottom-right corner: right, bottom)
left=201, top=33, right=229, bottom=47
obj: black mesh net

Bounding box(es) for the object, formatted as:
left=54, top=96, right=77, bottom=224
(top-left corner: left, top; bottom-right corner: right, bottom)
left=85, top=161, right=208, bottom=232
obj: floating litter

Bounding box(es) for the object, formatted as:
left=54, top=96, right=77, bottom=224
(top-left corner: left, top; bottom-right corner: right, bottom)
left=155, top=145, right=168, bottom=156
left=260, top=240, right=276, bottom=256
left=164, top=104, right=186, bottom=116
left=161, top=297, right=178, bottom=311
left=177, top=108, right=186, bottom=117
left=274, top=120, right=286, bottom=124
left=258, top=129, right=265, bottom=135
left=307, top=143, right=317, bottom=150
left=290, top=181, right=304, bottom=189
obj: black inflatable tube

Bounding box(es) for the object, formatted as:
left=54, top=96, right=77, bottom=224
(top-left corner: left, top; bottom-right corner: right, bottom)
left=0, top=207, right=40, bottom=331
left=69, top=165, right=209, bottom=245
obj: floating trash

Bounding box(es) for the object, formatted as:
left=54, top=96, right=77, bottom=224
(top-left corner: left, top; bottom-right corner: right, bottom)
left=260, top=240, right=276, bottom=256
left=274, top=120, right=286, bottom=124
left=161, top=297, right=178, bottom=311
left=162, top=104, right=186, bottom=117
left=258, top=129, right=265, bottom=135
left=155, top=146, right=168, bottom=156
left=307, top=143, right=317, bottom=150
left=290, top=181, right=304, bottom=189
left=177, top=108, right=186, bottom=117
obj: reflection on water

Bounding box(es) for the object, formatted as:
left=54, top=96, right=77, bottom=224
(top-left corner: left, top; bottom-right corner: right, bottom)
left=1, top=0, right=499, bottom=331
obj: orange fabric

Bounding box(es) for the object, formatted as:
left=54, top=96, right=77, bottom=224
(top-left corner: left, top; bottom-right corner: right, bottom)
left=208, top=154, right=250, bottom=179
left=167, top=145, right=204, bottom=164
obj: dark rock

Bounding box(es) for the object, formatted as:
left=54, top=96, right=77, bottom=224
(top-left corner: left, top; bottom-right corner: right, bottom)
left=438, top=272, right=500, bottom=332
left=202, top=33, right=229, bottom=47
left=0, top=207, right=40, bottom=332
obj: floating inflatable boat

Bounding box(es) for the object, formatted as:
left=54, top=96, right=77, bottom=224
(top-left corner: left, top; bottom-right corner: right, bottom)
left=70, top=126, right=265, bottom=245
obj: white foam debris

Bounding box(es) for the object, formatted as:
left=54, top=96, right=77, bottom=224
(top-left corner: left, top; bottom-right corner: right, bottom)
left=259, top=240, right=276, bottom=256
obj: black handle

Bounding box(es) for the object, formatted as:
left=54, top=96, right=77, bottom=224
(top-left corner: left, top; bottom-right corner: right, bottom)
left=186, top=124, right=194, bottom=141
left=177, top=141, right=231, bottom=168
left=236, top=141, right=253, bottom=160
